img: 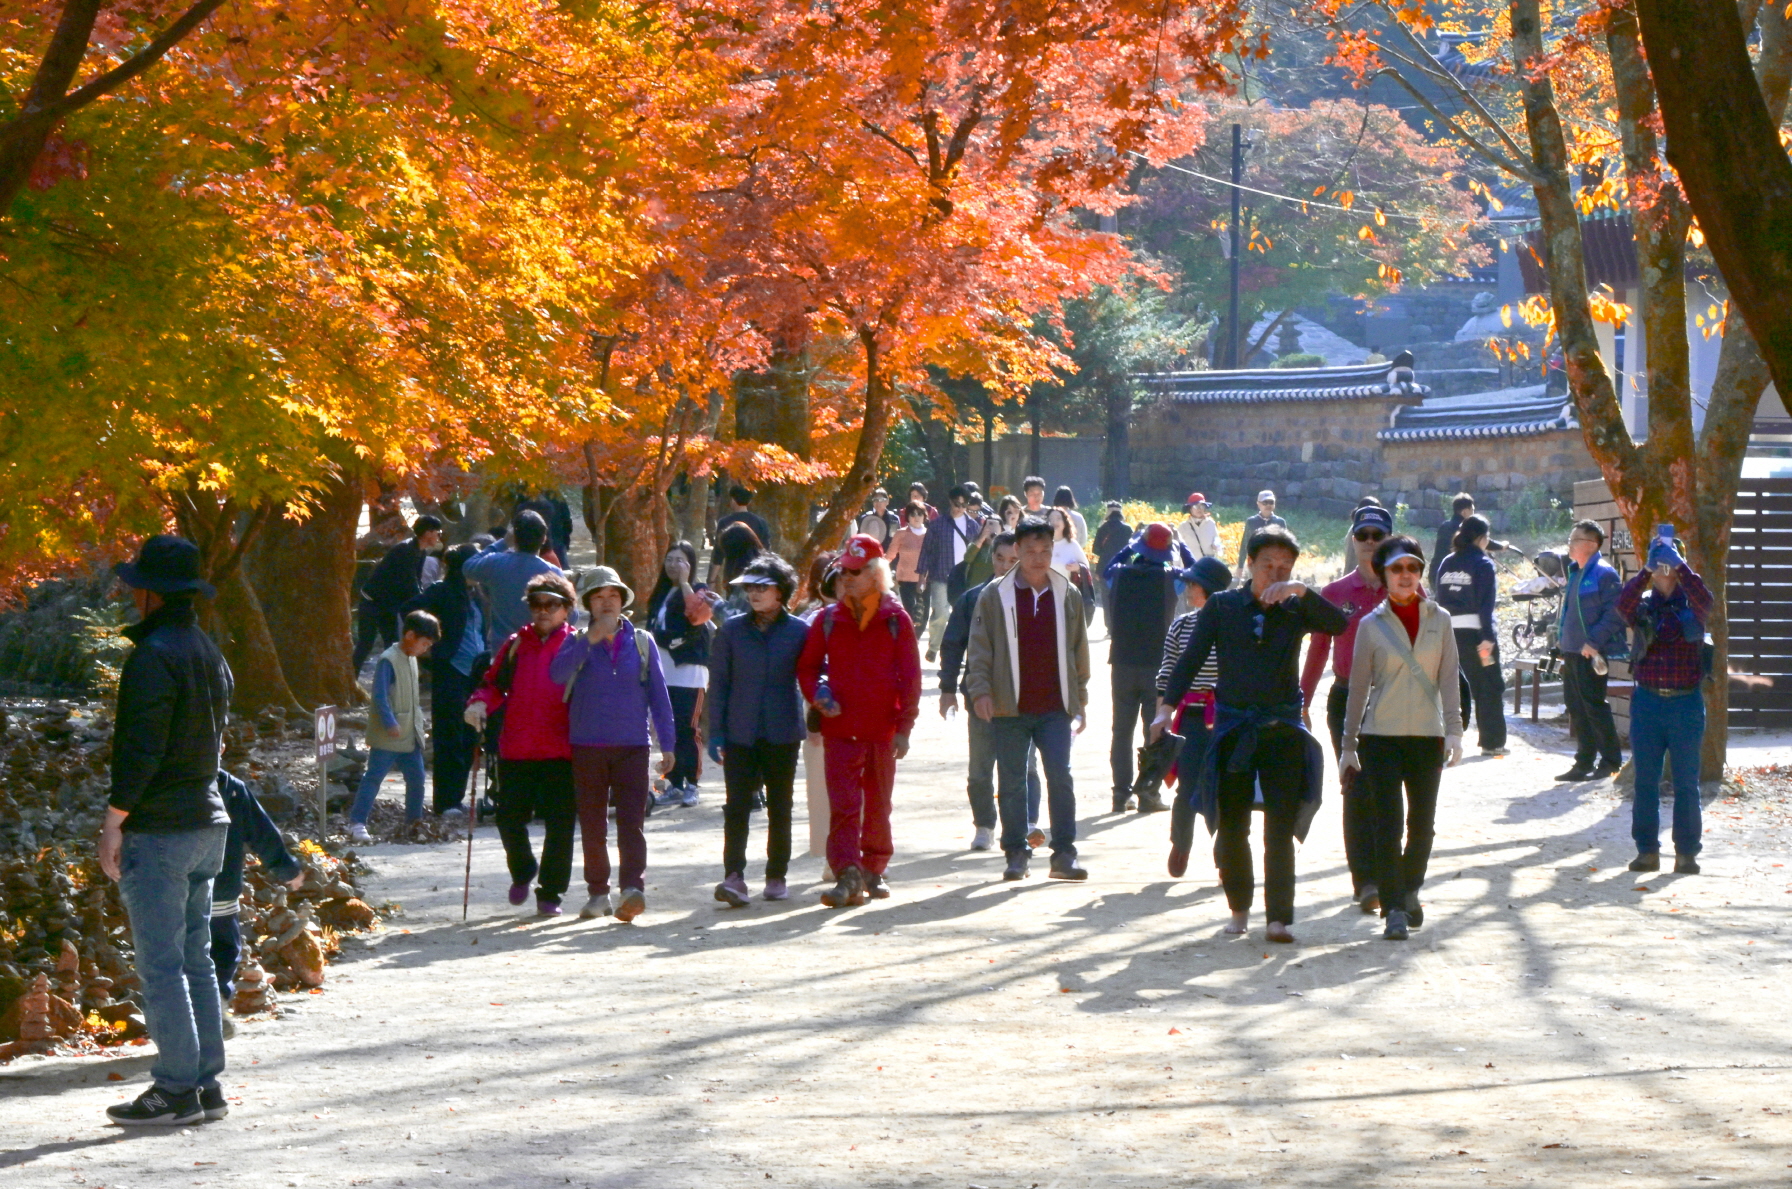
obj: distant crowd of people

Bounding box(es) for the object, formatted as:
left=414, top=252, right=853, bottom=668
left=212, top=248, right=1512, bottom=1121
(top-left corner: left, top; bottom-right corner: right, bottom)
left=93, top=477, right=1715, bottom=1124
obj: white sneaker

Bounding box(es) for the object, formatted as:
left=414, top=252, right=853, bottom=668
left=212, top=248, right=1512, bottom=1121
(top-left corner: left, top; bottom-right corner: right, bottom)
left=348, top=824, right=371, bottom=844
left=970, top=826, right=995, bottom=851
left=441, top=806, right=465, bottom=819
left=578, top=894, right=611, bottom=920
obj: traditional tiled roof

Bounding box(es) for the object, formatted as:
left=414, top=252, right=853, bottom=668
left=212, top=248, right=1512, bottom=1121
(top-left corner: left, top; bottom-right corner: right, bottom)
left=1378, top=385, right=1577, bottom=442
left=1137, top=352, right=1428, bottom=405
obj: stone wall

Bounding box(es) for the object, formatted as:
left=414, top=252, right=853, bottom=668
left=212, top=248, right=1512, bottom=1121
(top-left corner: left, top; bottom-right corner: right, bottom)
left=1128, top=393, right=1418, bottom=517
left=1129, top=398, right=1600, bottom=529
left=1373, top=429, right=1600, bottom=530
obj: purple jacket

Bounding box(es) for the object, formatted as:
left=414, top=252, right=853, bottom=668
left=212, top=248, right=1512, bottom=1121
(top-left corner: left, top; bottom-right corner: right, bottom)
left=548, top=619, right=676, bottom=751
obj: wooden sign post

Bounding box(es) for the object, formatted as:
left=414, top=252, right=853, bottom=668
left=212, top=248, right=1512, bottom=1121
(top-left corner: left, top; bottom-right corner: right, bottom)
left=313, top=705, right=337, bottom=827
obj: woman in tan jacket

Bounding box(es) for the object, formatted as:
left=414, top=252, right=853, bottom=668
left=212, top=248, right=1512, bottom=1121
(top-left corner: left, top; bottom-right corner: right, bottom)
left=1340, top=535, right=1463, bottom=940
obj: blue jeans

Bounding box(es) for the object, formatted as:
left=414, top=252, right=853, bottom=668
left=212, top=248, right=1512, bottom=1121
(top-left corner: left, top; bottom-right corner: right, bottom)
left=118, top=826, right=228, bottom=1096
left=991, top=711, right=1077, bottom=858
left=1629, top=687, right=1705, bottom=856
left=350, top=746, right=427, bottom=825
left=966, top=712, right=1040, bottom=831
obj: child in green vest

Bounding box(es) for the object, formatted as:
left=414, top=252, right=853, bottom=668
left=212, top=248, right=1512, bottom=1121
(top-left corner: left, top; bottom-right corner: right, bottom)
left=348, top=610, right=440, bottom=843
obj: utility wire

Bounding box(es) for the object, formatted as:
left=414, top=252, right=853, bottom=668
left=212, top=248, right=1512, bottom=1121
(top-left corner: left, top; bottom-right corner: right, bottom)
left=1127, top=149, right=1444, bottom=224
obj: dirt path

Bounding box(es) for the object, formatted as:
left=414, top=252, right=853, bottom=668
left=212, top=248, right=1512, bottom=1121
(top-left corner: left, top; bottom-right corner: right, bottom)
left=5, top=637, right=1790, bottom=1188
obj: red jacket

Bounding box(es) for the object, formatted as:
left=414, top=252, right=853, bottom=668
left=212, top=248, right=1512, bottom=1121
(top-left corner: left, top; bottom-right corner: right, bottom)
left=470, top=623, right=572, bottom=761
left=796, top=595, right=922, bottom=743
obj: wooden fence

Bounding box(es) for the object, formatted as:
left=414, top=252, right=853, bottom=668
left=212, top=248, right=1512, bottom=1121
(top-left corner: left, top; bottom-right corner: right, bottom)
left=1575, top=476, right=1792, bottom=733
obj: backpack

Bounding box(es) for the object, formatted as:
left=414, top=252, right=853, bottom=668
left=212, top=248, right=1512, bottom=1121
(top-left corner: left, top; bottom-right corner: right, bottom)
left=821, top=601, right=904, bottom=642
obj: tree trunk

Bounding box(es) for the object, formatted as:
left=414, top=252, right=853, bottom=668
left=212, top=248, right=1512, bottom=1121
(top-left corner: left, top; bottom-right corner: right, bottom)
left=205, top=566, right=302, bottom=715
left=1028, top=391, right=1042, bottom=479
left=1635, top=0, right=1792, bottom=399
left=982, top=405, right=994, bottom=490
left=1101, top=373, right=1132, bottom=500
left=794, top=327, right=897, bottom=590
left=245, top=473, right=362, bottom=710
left=902, top=389, right=960, bottom=496
left=735, top=344, right=812, bottom=551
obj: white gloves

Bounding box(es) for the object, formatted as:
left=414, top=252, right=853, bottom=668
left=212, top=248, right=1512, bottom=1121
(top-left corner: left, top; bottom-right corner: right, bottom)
left=1339, top=748, right=1360, bottom=774
left=1445, top=736, right=1463, bottom=767
left=463, top=702, right=488, bottom=730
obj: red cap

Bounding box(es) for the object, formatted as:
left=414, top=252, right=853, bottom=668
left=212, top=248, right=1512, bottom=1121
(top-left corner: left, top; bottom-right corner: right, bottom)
left=1184, top=492, right=1208, bottom=507
left=1142, top=522, right=1174, bottom=552
left=839, top=534, right=885, bottom=570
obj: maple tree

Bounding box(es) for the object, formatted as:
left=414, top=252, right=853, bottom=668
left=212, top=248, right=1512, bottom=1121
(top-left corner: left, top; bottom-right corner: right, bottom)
left=1308, top=0, right=1792, bottom=773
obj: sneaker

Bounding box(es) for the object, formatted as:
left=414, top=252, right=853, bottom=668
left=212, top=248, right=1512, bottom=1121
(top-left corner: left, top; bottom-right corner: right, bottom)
left=1481, top=747, right=1509, bottom=757
left=1136, top=790, right=1168, bottom=814
left=1048, top=854, right=1088, bottom=881
left=762, top=878, right=788, bottom=901
left=441, top=805, right=466, bottom=820
left=1002, top=853, right=1030, bottom=882
left=970, top=826, right=995, bottom=851
left=199, top=1084, right=228, bottom=1121
left=864, top=873, right=891, bottom=900
left=348, top=823, right=372, bottom=844
left=107, top=1086, right=204, bottom=1126
left=615, top=888, right=646, bottom=923
left=1674, top=853, right=1701, bottom=875
left=578, top=894, right=611, bottom=919
left=1025, top=826, right=1047, bottom=850
left=1628, top=852, right=1661, bottom=872
left=536, top=897, right=562, bottom=917
left=220, top=1017, right=235, bottom=1040
left=820, top=866, right=866, bottom=908
left=925, top=649, right=938, bottom=663
left=1555, top=767, right=1595, bottom=782
left=714, top=873, right=751, bottom=908
left=508, top=882, right=531, bottom=906
left=1383, top=909, right=1410, bottom=941
left=681, top=784, right=700, bottom=808
left=652, top=787, right=683, bottom=809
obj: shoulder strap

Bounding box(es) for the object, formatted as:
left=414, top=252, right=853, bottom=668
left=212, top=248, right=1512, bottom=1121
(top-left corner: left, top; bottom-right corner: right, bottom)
left=1370, top=610, right=1441, bottom=704
left=636, top=627, right=653, bottom=685
left=495, top=634, right=522, bottom=694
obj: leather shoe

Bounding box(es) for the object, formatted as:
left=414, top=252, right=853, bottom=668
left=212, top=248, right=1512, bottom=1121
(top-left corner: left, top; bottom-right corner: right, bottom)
left=1002, top=853, right=1029, bottom=882
left=1628, top=851, right=1661, bottom=873
left=1674, top=853, right=1700, bottom=875
left=1555, top=766, right=1595, bottom=782
left=1167, top=845, right=1190, bottom=878
left=1048, top=854, right=1088, bottom=881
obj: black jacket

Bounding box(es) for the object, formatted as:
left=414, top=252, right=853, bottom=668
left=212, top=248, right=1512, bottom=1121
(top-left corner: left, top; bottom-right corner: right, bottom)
left=648, top=585, right=712, bottom=668
left=360, top=538, right=428, bottom=613
left=1435, top=545, right=1498, bottom=643
left=215, top=771, right=301, bottom=909
left=937, top=581, right=988, bottom=695
left=404, top=579, right=479, bottom=675
left=1107, top=558, right=1179, bottom=667
left=1431, top=516, right=1466, bottom=586
left=1164, top=585, right=1347, bottom=710
left=1092, top=515, right=1133, bottom=572
left=109, top=602, right=234, bottom=833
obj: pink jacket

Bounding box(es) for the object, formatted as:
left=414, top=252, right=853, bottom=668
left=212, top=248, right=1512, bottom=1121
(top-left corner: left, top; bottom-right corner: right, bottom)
left=890, top=527, right=927, bottom=583
left=470, top=623, right=573, bottom=761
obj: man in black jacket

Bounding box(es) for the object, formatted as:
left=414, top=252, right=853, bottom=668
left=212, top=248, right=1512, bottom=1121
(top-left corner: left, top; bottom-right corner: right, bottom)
left=1106, top=523, right=1181, bottom=813
left=1431, top=493, right=1474, bottom=586
left=98, top=536, right=236, bottom=1126
left=354, top=514, right=443, bottom=676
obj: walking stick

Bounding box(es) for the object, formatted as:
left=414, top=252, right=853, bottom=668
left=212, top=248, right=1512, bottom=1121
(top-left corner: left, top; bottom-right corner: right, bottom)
left=462, top=743, right=482, bottom=922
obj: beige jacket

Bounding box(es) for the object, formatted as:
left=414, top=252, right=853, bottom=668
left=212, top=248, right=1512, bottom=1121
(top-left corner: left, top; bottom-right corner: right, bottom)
left=963, top=568, right=1090, bottom=717
left=364, top=642, right=423, bottom=753
left=1342, top=598, right=1463, bottom=749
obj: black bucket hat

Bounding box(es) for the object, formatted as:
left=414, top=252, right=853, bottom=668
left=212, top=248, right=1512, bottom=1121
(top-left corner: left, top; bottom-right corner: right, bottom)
left=115, top=535, right=215, bottom=598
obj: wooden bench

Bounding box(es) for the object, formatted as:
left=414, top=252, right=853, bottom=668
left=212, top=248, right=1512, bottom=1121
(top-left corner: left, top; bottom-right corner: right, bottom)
left=1511, top=659, right=1544, bottom=721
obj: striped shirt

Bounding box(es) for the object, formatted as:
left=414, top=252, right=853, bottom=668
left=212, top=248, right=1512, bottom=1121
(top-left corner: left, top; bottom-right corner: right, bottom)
left=1156, top=610, right=1218, bottom=698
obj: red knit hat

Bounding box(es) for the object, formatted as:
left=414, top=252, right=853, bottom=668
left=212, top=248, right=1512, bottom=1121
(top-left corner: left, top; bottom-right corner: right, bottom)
left=839, top=534, right=885, bottom=570
left=1142, top=522, right=1174, bottom=552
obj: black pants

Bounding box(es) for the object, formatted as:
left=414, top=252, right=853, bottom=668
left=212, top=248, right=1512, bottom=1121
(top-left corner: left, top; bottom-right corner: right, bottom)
left=1325, top=682, right=1377, bottom=896
left=1358, top=735, right=1444, bottom=911
left=1110, top=663, right=1160, bottom=803
left=898, top=580, right=928, bottom=637
left=430, top=666, right=480, bottom=814
left=1215, top=725, right=1308, bottom=924
left=667, top=685, right=703, bottom=788
left=1454, top=629, right=1507, bottom=750
left=722, top=740, right=800, bottom=879
left=1563, top=652, right=1623, bottom=769
left=352, top=602, right=399, bottom=674
left=496, top=758, right=576, bottom=903
left=210, top=914, right=240, bottom=999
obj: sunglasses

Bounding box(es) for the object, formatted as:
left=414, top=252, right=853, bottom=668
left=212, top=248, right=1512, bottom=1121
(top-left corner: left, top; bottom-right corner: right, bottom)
left=1385, top=560, right=1424, bottom=575
left=1353, top=529, right=1386, bottom=542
